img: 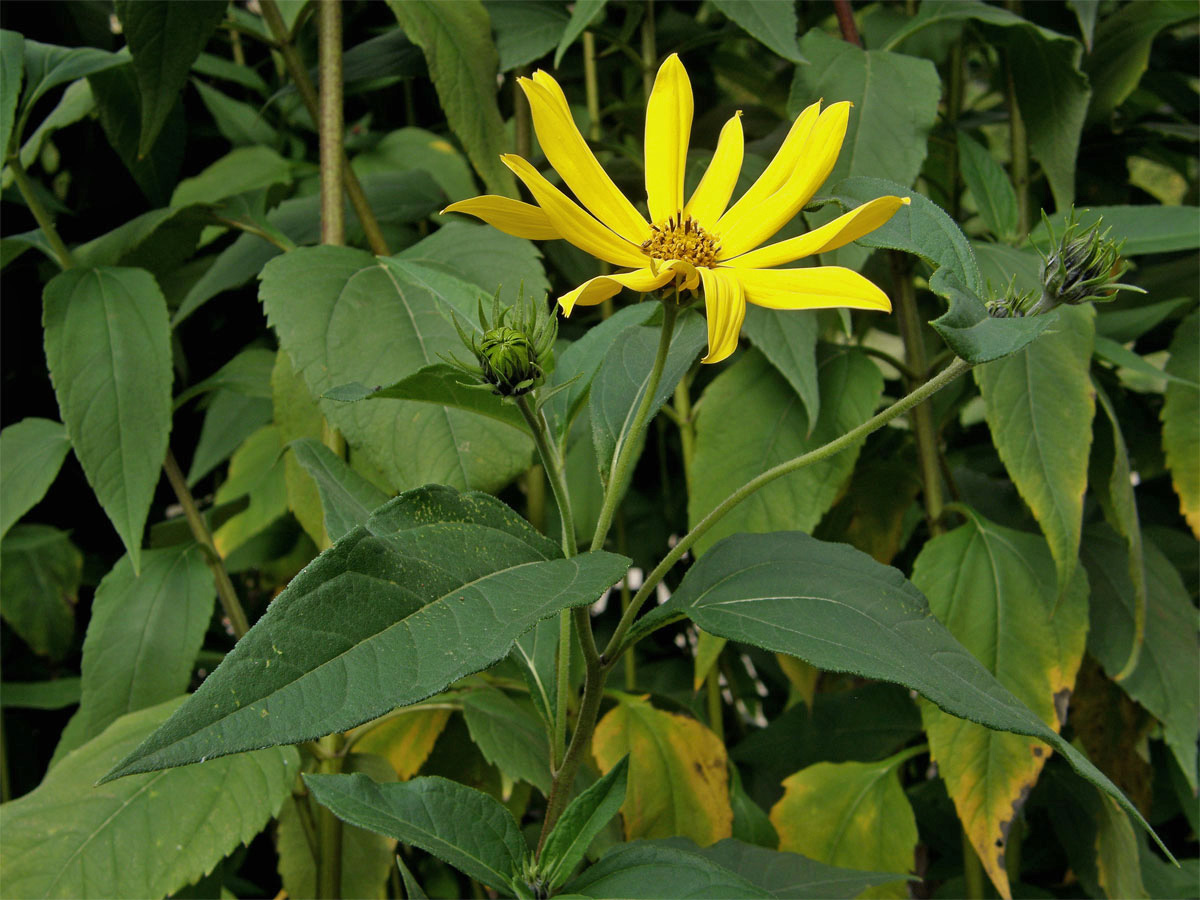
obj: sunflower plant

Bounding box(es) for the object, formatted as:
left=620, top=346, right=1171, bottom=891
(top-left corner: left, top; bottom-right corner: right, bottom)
left=1, top=2, right=1196, bottom=899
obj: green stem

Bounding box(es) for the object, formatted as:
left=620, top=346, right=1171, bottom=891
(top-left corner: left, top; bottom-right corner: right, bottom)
left=516, top=397, right=576, bottom=557
left=705, top=667, right=723, bottom=742
left=317, top=0, right=345, bottom=247
left=259, top=0, right=390, bottom=256
left=673, top=374, right=696, bottom=497
left=525, top=464, right=547, bottom=533
left=163, top=452, right=251, bottom=638
left=9, top=158, right=73, bottom=269
left=640, top=0, right=656, bottom=99
left=316, top=732, right=344, bottom=900
left=1006, top=51, right=1030, bottom=235
left=603, top=357, right=974, bottom=664
left=892, top=252, right=944, bottom=530
left=963, top=830, right=986, bottom=900
left=616, top=513, right=636, bottom=690
left=583, top=31, right=602, bottom=142
left=553, top=608, right=571, bottom=769
left=591, top=300, right=679, bottom=551
left=514, top=66, right=532, bottom=158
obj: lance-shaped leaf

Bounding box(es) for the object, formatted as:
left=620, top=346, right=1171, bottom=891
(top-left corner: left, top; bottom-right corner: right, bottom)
left=304, top=773, right=528, bottom=894
left=287, top=437, right=389, bottom=542
left=629, top=529, right=1169, bottom=858
left=540, top=755, right=630, bottom=889
left=913, top=511, right=1089, bottom=899
left=0, top=698, right=298, bottom=900
left=104, top=485, right=628, bottom=780
left=0, top=417, right=71, bottom=540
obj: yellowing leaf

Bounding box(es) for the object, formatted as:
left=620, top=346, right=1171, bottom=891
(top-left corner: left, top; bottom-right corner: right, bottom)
left=592, top=694, right=732, bottom=846
left=212, top=424, right=288, bottom=557
left=770, top=747, right=921, bottom=898
left=272, top=349, right=329, bottom=550
left=1162, top=312, right=1199, bottom=538
left=354, top=707, right=452, bottom=780
left=775, top=654, right=819, bottom=710
left=912, top=510, right=1089, bottom=899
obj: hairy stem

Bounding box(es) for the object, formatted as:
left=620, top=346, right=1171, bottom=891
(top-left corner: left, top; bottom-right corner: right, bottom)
left=603, top=357, right=974, bottom=663
left=318, top=0, right=345, bottom=247
left=591, top=301, right=679, bottom=551
left=583, top=31, right=602, bottom=142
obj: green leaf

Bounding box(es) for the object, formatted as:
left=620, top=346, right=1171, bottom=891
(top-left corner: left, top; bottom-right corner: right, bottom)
left=553, top=0, right=606, bottom=67
left=0, top=417, right=71, bottom=540
left=17, top=38, right=124, bottom=139
left=696, top=838, right=909, bottom=899
left=791, top=32, right=940, bottom=270
left=562, top=841, right=770, bottom=899
left=0, top=525, right=79, bottom=660
left=336, top=364, right=529, bottom=434
left=1029, top=206, right=1200, bottom=257
left=589, top=310, right=706, bottom=484
left=927, top=267, right=1056, bottom=364
left=396, top=855, right=429, bottom=900
left=1067, top=0, right=1100, bottom=49
left=957, top=132, right=1018, bottom=242
left=1094, top=334, right=1198, bottom=390
left=1161, top=312, right=1199, bottom=536
left=629, top=529, right=1166, bottom=855
left=277, top=755, right=398, bottom=900
left=740, top=305, right=820, bottom=425
left=304, top=773, right=527, bottom=894
left=510, top=615, right=560, bottom=727
left=1096, top=296, right=1193, bottom=345
left=1084, top=0, right=1197, bottom=124
left=1082, top=525, right=1199, bottom=792
left=541, top=756, right=629, bottom=889
left=0, top=678, right=81, bottom=710
left=0, top=698, right=298, bottom=900
left=171, top=145, right=294, bottom=208
left=488, top=1, right=571, bottom=72
left=104, top=485, right=629, bottom=779
left=729, top=767, right=779, bottom=848
left=912, top=510, right=1088, bottom=897
left=973, top=241, right=1042, bottom=297
left=288, top=437, right=389, bottom=542
left=592, top=694, right=732, bottom=845
left=61, top=546, right=214, bottom=756
left=261, top=245, right=534, bottom=494
left=688, top=347, right=883, bottom=556
left=976, top=304, right=1096, bottom=598
left=175, top=345, right=276, bottom=409
left=192, top=77, right=278, bottom=147
left=114, top=0, right=229, bottom=157
left=353, top=127, right=477, bottom=203
left=771, top=748, right=922, bottom=895
left=462, top=688, right=552, bottom=794
left=43, top=267, right=173, bottom=573
left=12, top=74, right=93, bottom=173
left=186, top=390, right=274, bottom=486
left=211, top=424, right=288, bottom=557
left=387, top=0, right=516, bottom=197
left=273, top=350, right=330, bottom=548
left=712, top=0, right=805, bottom=63
left=826, top=176, right=982, bottom=297
left=1, top=29, right=23, bottom=157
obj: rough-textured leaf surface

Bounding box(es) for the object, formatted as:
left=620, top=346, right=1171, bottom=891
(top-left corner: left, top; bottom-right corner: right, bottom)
left=712, top=0, right=805, bottom=62
left=590, top=311, right=706, bottom=483
left=304, top=773, right=527, bottom=893
left=1081, top=525, right=1199, bottom=791
left=592, top=694, right=732, bottom=846
left=489, top=0, right=571, bottom=72
left=689, top=348, right=883, bottom=556
left=0, top=417, right=71, bottom=540
left=387, top=0, right=516, bottom=197
left=771, top=749, right=921, bottom=897
left=42, top=267, right=173, bottom=573
left=740, top=305, right=820, bottom=425
left=976, top=305, right=1096, bottom=598
left=928, top=267, right=1056, bottom=365
left=698, top=837, right=907, bottom=899
left=105, top=486, right=628, bottom=778
left=0, top=524, right=79, bottom=660
left=0, top=699, right=298, bottom=900
left=913, top=511, right=1088, bottom=899
left=114, top=0, right=228, bottom=156
left=541, top=756, right=629, bottom=889
left=261, top=245, right=533, bottom=494
left=630, top=529, right=1162, bottom=847
left=563, top=840, right=770, bottom=899
left=289, top=437, right=389, bottom=542
left=1161, top=312, right=1199, bottom=537
left=53, top=545, right=214, bottom=761
left=354, top=707, right=452, bottom=780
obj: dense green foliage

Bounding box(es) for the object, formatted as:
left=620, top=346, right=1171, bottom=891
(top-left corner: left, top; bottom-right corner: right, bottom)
left=1, top=2, right=1196, bottom=899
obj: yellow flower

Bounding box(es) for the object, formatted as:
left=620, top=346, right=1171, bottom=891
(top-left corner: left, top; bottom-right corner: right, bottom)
left=444, top=54, right=909, bottom=364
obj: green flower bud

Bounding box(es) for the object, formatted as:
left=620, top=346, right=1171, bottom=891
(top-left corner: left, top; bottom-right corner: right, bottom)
left=479, top=325, right=541, bottom=395
left=442, top=285, right=558, bottom=397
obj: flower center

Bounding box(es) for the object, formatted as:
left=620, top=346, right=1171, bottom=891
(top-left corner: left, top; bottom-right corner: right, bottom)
left=640, top=214, right=720, bottom=268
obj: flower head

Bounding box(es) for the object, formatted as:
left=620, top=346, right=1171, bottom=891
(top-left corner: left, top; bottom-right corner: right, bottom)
left=445, top=288, right=557, bottom=396
left=445, top=54, right=908, bottom=364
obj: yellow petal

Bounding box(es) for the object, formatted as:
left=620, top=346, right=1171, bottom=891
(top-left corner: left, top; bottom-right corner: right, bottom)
left=728, top=265, right=892, bottom=312
left=716, top=100, right=821, bottom=234
left=719, top=102, right=852, bottom=258
left=697, top=267, right=746, bottom=364
left=684, top=111, right=744, bottom=229
left=557, top=263, right=694, bottom=316
left=502, top=154, right=649, bottom=269
left=645, top=53, right=693, bottom=224
left=442, top=195, right=562, bottom=240
left=720, top=196, right=910, bottom=268
left=520, top=75, right=650, bottom=244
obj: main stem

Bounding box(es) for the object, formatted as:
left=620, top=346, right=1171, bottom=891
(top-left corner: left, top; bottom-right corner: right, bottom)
left=603, top=357, right=974, bottom=664
left=591, top=300, right=679, bottom=551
